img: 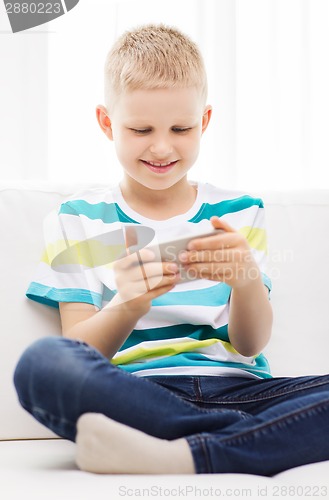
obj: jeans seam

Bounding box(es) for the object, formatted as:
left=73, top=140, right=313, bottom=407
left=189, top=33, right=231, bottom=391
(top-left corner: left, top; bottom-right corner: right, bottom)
left=201, top=378, right=329, bottom=405
left=200, top=436, right=213, bottom=473
left=187, top=434, right=212, bottom=474
left=194, top=377, right=203, bottom=402
left=216, top=397, right=329, bottom=446
left=149, top=381, right=231, bottom=415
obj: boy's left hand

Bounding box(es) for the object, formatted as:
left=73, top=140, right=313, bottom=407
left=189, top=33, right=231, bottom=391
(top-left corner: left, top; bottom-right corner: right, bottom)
left=178, top=216, right=260, bottom=288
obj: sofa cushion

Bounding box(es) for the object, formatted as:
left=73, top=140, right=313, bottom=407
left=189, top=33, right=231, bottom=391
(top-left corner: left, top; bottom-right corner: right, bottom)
left=0, top=439, right=328, bottom=499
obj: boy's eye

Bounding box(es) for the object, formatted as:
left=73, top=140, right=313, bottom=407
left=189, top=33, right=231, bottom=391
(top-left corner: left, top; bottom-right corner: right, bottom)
left=172, top=127, right=191, bottom=133
left=130, top=128, right=151, bottom=135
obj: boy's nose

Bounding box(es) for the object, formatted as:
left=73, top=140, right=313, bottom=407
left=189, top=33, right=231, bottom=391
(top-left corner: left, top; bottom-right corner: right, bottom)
left=149, top=137, right=173, bottom=157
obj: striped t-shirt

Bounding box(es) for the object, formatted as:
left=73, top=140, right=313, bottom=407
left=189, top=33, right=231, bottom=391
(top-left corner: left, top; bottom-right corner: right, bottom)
left=26, top=180, right=272, bottom=379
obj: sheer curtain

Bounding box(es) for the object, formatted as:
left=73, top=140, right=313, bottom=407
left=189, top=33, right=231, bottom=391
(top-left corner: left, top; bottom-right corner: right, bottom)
left=235, top=0, right=329, bottom=190
left=1, top=0, right=328, bottom=189
left=0, top=1, right=48, bottom=179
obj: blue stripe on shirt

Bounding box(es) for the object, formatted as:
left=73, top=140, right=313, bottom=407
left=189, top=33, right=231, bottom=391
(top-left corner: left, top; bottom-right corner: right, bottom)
left=59, top=200, right=138, bottom=224
left=152, top=282, right=231, bottom=307
left=26, top=282, right=103, bottom=309
left=189, top=196, right=264, bottom=223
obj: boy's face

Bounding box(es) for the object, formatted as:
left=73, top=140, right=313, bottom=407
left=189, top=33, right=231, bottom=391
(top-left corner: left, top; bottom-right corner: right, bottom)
left=97, top=87, right=211, bottom=192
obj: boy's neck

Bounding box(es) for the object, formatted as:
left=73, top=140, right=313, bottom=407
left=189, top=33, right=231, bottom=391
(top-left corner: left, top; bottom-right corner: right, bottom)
left=119, top=177, right=198, bottom=220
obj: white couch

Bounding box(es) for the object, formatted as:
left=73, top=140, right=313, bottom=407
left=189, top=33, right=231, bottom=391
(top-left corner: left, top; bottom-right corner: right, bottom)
left=0, top=181, right=328, bottom=500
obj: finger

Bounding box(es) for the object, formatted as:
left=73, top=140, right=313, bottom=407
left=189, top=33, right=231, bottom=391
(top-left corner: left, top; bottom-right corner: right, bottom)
left=182, top=262, right=233, bottom=281
left=114, top=250, right=140, bottom=270
left=148, top=270, right=180, bottom=290
left=186, top=231, right=238, bottom=251
left=116, top=260, right=163, bottom=282
left=179, top=249, right=230, bottom=264
left=120, top=265, right=178, bottom=296
left=162, top=261, right=180, bottom=275
left=210, top=216, right=235, bottom=232
left=146, top=281, right=178, bottom=300
left=124, top=225, right=138, bottom=250
left=142, top=256, right=180, bottom=276
left=115, top=247, right=155, bottom=271
left=138, top=248, right=156, bottom=262
left=142, top=262, right=180, bottom=290
left=181, top=262, right=219, bottom=280
left=115, top=260, right=178, bottom=292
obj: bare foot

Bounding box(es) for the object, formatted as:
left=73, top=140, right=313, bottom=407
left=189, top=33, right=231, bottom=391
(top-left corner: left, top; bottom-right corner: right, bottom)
left=75, top=413, right=196, bottom=474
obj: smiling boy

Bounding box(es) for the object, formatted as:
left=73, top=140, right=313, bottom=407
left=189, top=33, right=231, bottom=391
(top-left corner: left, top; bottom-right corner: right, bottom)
left=14, top=24, right=329, bottom=476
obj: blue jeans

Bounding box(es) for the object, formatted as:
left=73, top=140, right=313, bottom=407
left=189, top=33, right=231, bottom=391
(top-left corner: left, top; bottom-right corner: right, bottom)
left=13, top=337, right=329, bottom=476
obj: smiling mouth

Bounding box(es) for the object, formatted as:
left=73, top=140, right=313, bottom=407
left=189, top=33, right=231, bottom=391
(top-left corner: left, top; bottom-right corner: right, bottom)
left=141, top=160, right=178, bottom=168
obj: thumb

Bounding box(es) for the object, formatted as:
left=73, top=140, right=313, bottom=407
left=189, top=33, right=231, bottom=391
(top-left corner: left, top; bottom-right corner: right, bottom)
left=124, top=226, right=138, bottom=253
left=210, top=216, right=235, bottom=233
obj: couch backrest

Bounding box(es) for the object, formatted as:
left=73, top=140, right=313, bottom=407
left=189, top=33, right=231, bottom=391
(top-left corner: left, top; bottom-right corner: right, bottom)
left=0, top=182, right=328, bottom=440
left=0, top=182, right=99, bottom=440
left=262, top=189, right=329, bottom=378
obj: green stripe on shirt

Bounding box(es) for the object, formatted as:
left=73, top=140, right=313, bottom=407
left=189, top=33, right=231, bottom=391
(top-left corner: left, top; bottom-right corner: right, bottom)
left=114, top=352, right=272, bottom=379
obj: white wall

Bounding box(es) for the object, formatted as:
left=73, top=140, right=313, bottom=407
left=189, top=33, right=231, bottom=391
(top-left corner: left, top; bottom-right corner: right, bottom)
left=1, top=0, right=329, bottom=189
left=0, top=2, right=48, bottom=178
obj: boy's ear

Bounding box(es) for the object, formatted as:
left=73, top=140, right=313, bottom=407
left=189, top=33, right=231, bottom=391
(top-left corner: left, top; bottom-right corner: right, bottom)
left=96, top=105, right=114, bottom=141
left=201, top=105, right=212, bottom=135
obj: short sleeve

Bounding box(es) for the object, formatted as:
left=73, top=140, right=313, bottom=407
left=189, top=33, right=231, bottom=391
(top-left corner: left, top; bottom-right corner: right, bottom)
left=26, top=202, right=104, bottom=309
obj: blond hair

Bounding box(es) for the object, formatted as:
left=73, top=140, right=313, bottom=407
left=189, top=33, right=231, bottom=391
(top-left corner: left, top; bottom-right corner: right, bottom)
left=104, top=24, right=207, bottom=113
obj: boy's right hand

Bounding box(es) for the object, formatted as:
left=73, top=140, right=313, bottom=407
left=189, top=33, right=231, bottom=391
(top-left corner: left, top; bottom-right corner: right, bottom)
left=111, top=246, right=180, bottom=317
